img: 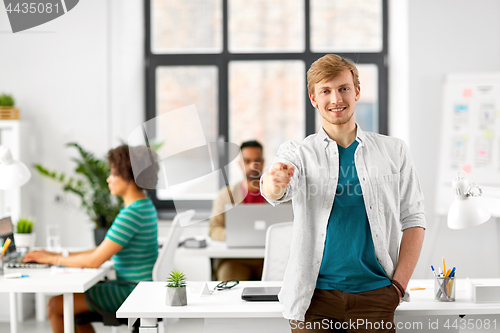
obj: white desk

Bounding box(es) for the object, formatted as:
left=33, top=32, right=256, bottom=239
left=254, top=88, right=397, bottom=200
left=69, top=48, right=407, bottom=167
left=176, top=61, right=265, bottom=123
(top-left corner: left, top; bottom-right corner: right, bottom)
left=0, top=263, right=112, bottom=333
left=117, top=279, right=500, bottom=333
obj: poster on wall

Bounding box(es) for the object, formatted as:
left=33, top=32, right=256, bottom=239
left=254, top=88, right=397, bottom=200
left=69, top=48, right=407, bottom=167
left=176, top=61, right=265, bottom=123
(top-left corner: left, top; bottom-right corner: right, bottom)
left=436, top=72, right=500, bottom=217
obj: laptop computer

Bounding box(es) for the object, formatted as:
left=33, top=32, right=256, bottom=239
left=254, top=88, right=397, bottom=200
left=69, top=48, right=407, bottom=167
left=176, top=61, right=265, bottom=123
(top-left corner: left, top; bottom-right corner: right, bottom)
left=224, top=204, right=293, bottom=248
left=241, top=286, right=281, bottom=301
left=0, top=216, right=50, bottom=269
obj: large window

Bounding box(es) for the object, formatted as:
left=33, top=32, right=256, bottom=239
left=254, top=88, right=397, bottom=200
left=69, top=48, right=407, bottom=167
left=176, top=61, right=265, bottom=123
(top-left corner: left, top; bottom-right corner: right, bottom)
left=146, top=0, right=388, bottom=212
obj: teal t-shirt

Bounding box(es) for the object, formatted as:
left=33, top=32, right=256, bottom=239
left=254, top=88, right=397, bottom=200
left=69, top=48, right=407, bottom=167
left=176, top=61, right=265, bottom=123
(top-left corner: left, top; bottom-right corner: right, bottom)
left=316, top=140, right=391, bottom=292
left=105, top=198, right=158, bottom=282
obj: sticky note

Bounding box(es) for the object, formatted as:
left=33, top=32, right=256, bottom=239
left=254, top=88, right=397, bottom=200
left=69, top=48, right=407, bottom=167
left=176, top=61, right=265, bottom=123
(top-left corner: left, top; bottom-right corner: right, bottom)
left=454, top=104, right=468, bottom=112
left=462, top=88, right=473, bottom=98
left=483, top=130, right=494, bottom=139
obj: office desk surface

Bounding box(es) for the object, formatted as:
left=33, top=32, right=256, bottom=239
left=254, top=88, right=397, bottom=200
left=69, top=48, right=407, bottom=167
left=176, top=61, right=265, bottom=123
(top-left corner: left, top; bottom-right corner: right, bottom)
left=0, top=263, right=112, bottom=333
left=117, top=279, right=500, bottom=319
left=118, top=281, right=282, bottom=319
left=0, top=266, right=110, bottom=293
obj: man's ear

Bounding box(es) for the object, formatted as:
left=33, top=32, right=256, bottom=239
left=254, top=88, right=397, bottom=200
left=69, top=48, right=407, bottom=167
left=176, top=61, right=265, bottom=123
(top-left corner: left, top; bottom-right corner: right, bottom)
left=309, top=93, right=317, bottom=108
left=355, top=85, right=361, bottom=102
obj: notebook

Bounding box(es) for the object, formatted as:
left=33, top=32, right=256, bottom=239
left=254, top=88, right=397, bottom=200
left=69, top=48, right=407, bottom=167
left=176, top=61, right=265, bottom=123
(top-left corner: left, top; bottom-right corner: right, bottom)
left=241, top=287, right=281, bottom=301
left=224, top=204, right=293, bottom=248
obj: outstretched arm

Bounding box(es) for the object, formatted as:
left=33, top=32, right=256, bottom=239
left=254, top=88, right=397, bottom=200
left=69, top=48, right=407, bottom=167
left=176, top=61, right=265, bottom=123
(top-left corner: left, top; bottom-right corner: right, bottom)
left=24, top=238, right=123, bottom=268
left=261, top=163, right=295, bottom=201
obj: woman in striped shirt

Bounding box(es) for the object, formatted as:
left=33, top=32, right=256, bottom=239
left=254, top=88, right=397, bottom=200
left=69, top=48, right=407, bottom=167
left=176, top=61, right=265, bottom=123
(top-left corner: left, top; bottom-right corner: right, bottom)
left=24, top=145, right=159, bottom=333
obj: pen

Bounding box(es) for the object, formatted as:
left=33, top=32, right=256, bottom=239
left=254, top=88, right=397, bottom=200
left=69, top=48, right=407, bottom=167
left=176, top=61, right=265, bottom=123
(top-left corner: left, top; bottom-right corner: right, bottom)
left=445, top=269, right=451, bottom=277
left=443, top=257, right=447, bottom=277
left=431, top=265, right=437, bottom=277
left=5, top=273, right=29, bottom=279
left=1, top=238, right=11, bottom=255
left=438, top=267, right=443, bottom=277
left=449, top=267, right=456, bottom=278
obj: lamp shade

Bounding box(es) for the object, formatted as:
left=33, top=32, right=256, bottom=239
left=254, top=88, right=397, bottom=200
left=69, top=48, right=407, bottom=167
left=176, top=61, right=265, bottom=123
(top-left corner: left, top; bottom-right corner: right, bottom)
left=447, top=171, right=491, bottom=229
left=447, top=196, right=491, bottom=229
left=0, top=145, right=31, bottom=190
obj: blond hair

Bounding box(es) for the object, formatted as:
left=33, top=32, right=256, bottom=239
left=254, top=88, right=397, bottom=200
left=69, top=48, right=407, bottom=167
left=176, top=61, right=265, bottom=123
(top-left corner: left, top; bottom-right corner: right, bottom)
left=307, top=54, right=360, bottom=95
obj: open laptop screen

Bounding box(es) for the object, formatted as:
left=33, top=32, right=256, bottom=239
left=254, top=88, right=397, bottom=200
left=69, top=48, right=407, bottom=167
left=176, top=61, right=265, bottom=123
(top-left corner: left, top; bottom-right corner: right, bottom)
left=0, top=217, right=16, bottom=256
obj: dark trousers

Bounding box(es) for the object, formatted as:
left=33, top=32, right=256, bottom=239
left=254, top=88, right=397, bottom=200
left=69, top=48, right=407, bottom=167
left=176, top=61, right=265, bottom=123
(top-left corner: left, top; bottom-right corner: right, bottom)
left=290, top=285, right=400, bottom=333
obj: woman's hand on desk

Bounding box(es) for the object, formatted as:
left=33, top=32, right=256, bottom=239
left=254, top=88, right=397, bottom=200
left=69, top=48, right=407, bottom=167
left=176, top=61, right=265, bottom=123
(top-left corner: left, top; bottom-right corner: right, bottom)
left=23, top=250, right=59, bottom=265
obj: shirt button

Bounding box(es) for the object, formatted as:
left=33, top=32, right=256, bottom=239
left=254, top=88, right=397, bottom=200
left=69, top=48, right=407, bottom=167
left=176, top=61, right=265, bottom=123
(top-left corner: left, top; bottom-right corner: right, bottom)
left=369, top=206, right=373, bottom=209
left=363, top=177, right=366, bottom=181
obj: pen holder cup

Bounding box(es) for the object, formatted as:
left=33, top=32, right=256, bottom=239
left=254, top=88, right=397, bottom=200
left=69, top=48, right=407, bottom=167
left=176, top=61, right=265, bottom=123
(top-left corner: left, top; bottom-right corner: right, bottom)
left=434, top=276, right=455, bottom=302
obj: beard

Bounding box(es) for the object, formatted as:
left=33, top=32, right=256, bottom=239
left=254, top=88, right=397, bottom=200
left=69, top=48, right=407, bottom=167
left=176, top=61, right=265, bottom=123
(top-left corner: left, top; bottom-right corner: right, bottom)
left=246, top=170, right=261, bottom=180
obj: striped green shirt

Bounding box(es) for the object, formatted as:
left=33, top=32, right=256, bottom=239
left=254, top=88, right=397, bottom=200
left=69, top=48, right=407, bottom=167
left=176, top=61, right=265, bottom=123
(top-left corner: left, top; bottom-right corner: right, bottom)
left=105, top=197, right=158, bottom=282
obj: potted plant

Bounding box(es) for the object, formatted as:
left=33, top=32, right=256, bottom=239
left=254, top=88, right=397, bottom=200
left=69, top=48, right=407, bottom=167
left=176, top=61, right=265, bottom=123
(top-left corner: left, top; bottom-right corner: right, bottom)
left=0, top=93, right=20, bottom=120
left=14, top=217, right=35, bottom=250
left=34, top=143, right=123, bottom=245
left=166, top=270, right=187, bottom=306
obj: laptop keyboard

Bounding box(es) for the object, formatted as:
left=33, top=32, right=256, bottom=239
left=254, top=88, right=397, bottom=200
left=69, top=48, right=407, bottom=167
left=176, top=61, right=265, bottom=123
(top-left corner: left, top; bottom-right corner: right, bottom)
left=4, top=256, right=50, bottom=269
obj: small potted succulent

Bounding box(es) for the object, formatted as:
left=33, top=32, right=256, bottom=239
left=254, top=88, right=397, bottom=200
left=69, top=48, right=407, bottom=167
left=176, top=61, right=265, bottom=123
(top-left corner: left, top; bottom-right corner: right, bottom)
left=0, top=93, right=20, bottom=120
left=166, top=270, right=187, bottom=306
left=14, top=217, right=35, bottom=250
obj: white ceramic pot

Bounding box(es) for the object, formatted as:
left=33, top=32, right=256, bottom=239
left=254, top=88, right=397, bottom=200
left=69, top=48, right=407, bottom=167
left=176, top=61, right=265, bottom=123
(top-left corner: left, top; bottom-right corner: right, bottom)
left=14, top=233, right=35, bottom=250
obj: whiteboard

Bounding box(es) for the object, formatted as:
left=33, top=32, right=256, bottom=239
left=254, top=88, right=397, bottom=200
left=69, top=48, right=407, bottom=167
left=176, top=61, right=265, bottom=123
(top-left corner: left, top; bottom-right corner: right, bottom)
left=436, top=72, right=500, bottom=217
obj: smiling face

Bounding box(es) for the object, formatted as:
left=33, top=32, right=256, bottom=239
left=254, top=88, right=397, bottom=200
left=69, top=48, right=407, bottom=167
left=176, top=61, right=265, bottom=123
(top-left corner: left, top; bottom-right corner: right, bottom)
left=309, top=69, right=360, bottom=129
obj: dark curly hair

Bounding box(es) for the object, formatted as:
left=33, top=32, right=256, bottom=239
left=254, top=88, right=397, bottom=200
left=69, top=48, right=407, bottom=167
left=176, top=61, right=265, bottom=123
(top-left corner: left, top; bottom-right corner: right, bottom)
left=107, top=145, right=159, bottom=191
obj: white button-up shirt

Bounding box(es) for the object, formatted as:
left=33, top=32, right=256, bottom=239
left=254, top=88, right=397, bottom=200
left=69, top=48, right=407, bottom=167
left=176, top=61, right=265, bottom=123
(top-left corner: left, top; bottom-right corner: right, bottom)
left=260, top=125, right=426, bottom=321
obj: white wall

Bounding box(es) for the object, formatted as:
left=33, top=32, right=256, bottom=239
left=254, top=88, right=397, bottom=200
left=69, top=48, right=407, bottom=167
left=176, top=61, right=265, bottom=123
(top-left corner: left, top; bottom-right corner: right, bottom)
left=2, top=0, right=500, bottom=281
left=0, top=0, right=144, bottom=248
left=408, top=0, right=500, bottom=279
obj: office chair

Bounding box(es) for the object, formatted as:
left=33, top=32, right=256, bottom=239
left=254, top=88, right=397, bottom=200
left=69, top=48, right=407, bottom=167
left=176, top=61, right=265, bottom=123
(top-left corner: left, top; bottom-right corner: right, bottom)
left=75, top=209, right=196, bottom=332
left=261, top=222, right=293, bottom=281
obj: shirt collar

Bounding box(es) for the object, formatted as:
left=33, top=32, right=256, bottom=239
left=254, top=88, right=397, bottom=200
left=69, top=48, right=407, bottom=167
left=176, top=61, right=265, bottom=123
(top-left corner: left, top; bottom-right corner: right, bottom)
left=317, top=123, right=366, bottom=148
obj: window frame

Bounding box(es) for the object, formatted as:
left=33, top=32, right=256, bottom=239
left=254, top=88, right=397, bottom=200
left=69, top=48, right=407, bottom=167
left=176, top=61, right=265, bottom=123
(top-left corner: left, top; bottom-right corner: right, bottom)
left=145, top=0, right=389, bottom=212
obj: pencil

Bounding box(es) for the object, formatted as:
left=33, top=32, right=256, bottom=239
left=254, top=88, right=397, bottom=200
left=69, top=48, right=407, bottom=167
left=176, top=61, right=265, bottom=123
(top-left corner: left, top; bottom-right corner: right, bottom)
left=442, top=257, right=447, bottom=277
left=1, top=238, right=11, bottom=254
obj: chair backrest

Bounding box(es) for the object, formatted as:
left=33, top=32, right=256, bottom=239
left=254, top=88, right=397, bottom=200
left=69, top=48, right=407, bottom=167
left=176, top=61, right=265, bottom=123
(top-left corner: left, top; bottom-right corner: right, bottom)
left=152, top=209, right=195, bottom=282
left=261, top=221, right=293, bottom=281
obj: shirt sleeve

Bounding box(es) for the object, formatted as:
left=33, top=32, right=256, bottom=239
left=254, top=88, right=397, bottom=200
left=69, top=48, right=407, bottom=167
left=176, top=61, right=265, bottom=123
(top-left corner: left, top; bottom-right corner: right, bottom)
left=208, top=186, right=231, bottom=241
left=261, top=140, right=301, bottom=206
left=105, top=207, right=141, bottom=247
left=399, top=140, right=426, bottom=231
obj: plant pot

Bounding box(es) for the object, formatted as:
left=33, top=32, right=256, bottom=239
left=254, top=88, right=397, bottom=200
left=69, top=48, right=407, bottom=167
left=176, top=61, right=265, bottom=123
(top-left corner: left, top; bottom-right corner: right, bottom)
left=94, top=227, right=108, bottom=246
left=0, top=106, right=20, bottom=120
left=166, top=287, right=187, bottom=306
left=14, top=233, right=35, bottom=250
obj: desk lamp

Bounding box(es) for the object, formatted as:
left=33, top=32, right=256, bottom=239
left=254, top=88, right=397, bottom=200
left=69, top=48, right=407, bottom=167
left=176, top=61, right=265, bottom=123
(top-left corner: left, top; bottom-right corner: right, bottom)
left=0, top=144, right=31, bottom=190
left=447, top=171, right=491, bottom=229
